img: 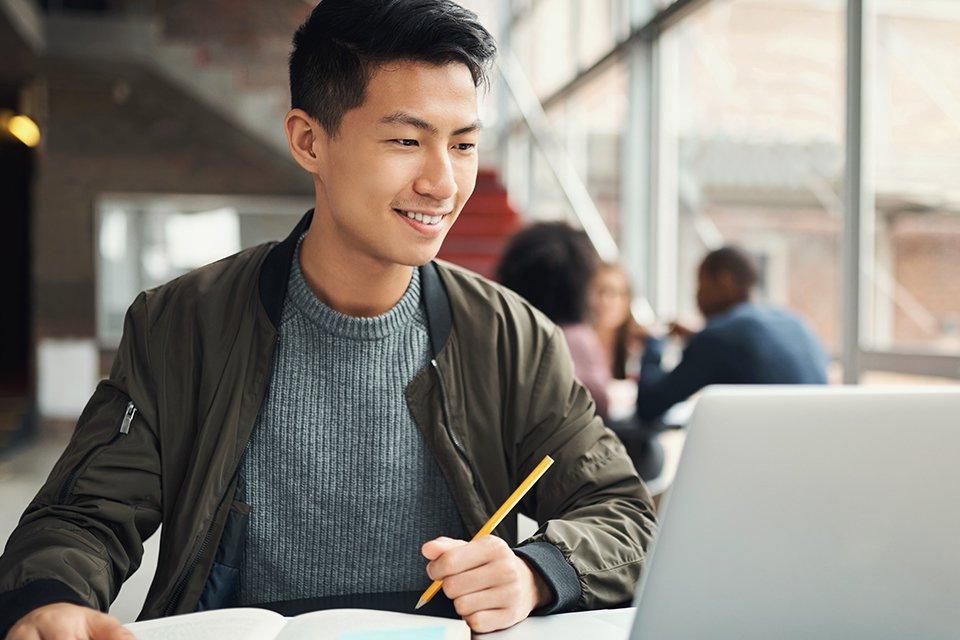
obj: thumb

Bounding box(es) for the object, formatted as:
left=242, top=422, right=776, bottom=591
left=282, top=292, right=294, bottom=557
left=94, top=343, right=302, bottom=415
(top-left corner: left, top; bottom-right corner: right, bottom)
left=421, top=536, right=467, bottom=560
left=86, top=611, right=137, bottom=640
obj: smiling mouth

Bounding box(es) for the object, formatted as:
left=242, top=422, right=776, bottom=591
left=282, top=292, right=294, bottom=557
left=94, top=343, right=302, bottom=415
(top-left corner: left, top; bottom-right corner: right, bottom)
left=393, top=208, right=448, bottom=226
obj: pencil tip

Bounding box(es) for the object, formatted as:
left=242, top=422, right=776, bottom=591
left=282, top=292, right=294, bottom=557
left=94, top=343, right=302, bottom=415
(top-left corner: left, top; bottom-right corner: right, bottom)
left=415, top=599, right=425, bottom=610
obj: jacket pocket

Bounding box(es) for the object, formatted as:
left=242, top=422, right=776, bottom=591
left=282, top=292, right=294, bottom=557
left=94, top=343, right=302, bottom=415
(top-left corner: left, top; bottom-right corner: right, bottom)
left=57, top=398, right=138, bottom=504
left=196, top=499, right=250, bottom=611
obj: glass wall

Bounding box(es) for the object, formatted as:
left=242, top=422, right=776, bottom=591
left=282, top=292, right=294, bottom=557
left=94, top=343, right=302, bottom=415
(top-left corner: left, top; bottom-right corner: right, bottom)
left=659, top=0, right=845, bottom=352
left=512, top=0, right=577, bottom=98
left=864, top=0, right=960, bottom=356
left=501, top=0, right=959, bottom=381
left=548, top=61, right=629, bottom=239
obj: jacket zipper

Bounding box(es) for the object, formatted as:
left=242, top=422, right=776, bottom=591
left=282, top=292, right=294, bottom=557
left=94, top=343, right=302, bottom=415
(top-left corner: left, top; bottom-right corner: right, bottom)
left=164, top=333, right=279, bottom=615
left=119, top=401, right=137, bottom=433
left=430, top=359, right=487, bottom=503
left=163, top=518, right=216, bottom=615
left=57, top=400, right=136, bottom=504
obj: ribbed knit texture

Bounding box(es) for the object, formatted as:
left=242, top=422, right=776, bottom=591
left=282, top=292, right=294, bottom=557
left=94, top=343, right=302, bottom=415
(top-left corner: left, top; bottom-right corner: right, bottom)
left=237, top=236, right=466, bottom=605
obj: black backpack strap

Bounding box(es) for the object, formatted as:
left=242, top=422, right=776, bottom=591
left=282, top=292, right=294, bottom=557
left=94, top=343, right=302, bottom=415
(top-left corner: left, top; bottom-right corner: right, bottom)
left=419, top=261, right=453, bottom=359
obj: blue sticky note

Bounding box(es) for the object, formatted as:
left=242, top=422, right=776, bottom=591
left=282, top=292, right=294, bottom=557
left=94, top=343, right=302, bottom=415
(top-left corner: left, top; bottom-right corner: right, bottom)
left=340, top=627, right=446, bottom=640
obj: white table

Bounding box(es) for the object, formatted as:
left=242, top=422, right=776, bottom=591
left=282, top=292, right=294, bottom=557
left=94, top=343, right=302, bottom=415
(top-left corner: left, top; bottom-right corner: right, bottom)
left=480, top=608, right=636, bottom=639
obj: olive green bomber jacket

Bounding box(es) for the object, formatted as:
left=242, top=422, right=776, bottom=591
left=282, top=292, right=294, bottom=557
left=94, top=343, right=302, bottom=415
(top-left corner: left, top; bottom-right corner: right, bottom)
left=0, top=210, right=657, bottom=634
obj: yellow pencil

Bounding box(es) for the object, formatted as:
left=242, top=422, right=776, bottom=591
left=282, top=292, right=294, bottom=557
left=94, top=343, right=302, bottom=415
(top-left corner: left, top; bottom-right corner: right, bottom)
left=415, top=454, right=556, bottom=610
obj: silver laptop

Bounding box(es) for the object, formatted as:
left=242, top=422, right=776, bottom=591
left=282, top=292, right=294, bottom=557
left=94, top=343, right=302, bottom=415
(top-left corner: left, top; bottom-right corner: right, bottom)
left=630, top=386, right=960, bottom=640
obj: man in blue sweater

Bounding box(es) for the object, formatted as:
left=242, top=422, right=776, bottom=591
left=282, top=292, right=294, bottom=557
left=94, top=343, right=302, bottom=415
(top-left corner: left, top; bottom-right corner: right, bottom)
left=636, top=246, right=828, bottom=422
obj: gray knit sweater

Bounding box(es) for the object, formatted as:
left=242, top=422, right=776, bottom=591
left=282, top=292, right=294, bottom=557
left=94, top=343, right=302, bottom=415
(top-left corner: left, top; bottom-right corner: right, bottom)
left=237, top=237, right=466, bottom=605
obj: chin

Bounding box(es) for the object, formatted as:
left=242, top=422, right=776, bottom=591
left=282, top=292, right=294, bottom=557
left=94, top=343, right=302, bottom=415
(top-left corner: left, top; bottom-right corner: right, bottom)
left=392, top=244, right=444, bottom=268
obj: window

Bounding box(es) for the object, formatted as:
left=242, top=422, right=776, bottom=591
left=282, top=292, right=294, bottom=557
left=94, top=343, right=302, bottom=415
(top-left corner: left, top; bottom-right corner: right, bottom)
left=548, top=61, right=629, bottom=239
left=96, top=194, right=311, bottom=347
left=513, top=0, right=576, bottom=99
left=576, top=0, right=632, bottom=69
left=659, top=0, right=845, bottom=352
left=864, top=0, right=960, bottom=356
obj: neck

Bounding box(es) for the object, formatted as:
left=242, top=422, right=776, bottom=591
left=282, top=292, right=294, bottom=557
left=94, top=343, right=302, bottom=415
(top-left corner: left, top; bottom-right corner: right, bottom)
left=594, top=324, right=616, bottom=347
left=298, top=217, right=414, bottom=318
left=708, top=295, right=750, bottom=319
left=595, top=326, right=617, bottom=365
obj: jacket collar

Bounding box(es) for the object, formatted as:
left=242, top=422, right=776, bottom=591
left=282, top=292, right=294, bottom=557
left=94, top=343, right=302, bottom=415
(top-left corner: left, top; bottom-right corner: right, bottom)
left=257, top=209, right=452, bottom=358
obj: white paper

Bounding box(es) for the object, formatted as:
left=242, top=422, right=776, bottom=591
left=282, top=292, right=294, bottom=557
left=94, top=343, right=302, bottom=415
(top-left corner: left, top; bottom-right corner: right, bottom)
left=123, top=608, right=469, bottom=640
left=125, top=608, right=286, bottom=640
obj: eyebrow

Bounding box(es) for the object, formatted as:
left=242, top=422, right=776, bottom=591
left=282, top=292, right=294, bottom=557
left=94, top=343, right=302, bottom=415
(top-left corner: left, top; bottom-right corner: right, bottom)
left=379, top=111, right=482, bottom=136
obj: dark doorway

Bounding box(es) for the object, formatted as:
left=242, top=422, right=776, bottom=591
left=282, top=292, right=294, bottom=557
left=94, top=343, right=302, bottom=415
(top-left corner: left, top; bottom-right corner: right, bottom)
left=0, top=99, right=35, bottom=450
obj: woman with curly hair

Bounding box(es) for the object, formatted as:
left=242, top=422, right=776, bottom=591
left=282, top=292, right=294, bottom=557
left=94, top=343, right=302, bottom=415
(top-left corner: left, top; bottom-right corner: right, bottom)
left=496, top=222, right=610, bottom=418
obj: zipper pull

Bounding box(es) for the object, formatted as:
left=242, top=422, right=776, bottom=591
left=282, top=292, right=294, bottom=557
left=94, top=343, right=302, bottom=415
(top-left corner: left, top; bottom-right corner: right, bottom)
left=120, top=401, right=137, bottom=434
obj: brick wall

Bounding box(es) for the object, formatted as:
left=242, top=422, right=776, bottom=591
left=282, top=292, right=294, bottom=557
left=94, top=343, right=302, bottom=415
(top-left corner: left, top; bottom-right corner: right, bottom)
left=32, top=56, right=312, bottom=340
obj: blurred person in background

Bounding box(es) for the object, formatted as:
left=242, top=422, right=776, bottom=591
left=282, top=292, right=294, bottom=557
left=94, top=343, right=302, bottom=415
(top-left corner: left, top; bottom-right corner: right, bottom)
left=585, top=262, right=665, bottom=482
left=589, top=262, right=645, bottom=381
left=636, top=245, right=829, bottom=423
left=496, top=222, right=611, bottom=419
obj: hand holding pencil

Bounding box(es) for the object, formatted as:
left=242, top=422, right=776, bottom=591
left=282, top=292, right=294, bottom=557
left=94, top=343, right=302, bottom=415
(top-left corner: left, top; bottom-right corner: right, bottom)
left=419, top=455, right=555, bottom=634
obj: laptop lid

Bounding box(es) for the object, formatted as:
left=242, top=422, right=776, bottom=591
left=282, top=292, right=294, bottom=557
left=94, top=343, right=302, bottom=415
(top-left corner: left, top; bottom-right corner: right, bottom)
left=630, top=386, right=960, bottom=640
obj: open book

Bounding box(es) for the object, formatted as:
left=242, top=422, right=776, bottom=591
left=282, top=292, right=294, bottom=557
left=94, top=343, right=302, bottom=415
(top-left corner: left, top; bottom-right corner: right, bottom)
left=124, top=607, right=469, bottom=640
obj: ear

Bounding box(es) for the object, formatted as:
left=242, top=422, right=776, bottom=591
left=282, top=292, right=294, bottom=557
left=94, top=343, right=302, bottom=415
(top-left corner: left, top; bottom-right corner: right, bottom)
left=285, top=108, right=327, bottom=174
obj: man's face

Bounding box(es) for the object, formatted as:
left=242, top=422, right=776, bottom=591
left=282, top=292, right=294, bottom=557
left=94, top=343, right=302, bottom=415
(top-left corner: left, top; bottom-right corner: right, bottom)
left=313, top=61, right=480, bottom=267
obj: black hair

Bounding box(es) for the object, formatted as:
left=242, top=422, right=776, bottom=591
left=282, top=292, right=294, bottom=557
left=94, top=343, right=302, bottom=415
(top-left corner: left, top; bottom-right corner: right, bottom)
left=496, top=222, right=600, bottom=325
left=290, top=0, right=497, bottom=135
left=701, top=245, right=759, bottom=290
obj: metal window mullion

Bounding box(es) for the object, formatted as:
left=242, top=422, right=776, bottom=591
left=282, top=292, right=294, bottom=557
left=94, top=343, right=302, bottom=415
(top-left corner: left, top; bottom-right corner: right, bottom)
left=621, top=35, right=662, bottom=327
left=650, top=32, right=679, bottom=319
left=861, top=351, right=960, bottom=381
left=495, top=0, right=514, bottom=171
left=842, top=0, right=865, bottom=384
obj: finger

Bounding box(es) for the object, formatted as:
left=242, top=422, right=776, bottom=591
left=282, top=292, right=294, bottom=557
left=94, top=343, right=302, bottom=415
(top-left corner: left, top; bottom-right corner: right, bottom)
left=87, top=612, right=136, bottom=640
left=8, top=628, right=41, bottom=640
left=428, top=536, right=509, bottom=581
left=463, top=609, right=514, bottom=634
left=442, top=559, right=516, bottom=599
left=421, top=537, right=468, bottom=561
left=452, top=584, right=518, bottom=617
left=106, top=625, right=139, bottom=640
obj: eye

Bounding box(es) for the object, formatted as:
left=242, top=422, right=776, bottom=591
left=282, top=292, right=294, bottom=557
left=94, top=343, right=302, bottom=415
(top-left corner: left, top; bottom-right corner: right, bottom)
left=392, top=139, right=419, bottom=147
left=454, top=143, right=476, bottom=151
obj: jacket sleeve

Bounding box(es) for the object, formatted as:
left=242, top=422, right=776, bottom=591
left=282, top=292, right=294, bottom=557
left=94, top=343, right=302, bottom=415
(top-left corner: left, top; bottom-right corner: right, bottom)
left=514, top=324, right=658, bottom=612
left=635, top=334, right=723, bottom=422
left=0, top=293, right=163, bottom=637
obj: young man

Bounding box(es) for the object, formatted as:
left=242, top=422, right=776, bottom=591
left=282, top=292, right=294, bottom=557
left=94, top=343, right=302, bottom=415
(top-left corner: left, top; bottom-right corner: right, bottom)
left=636, top=245, right=829, bottom=422
left=0, top=1, right=656, bottom=637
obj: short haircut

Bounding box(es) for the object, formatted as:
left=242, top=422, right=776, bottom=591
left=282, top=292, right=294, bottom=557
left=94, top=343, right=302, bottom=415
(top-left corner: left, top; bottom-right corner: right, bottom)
left=496, top=222, right=599, bottom=325
left=701, top=245, right=759, bottom=290
left=290, top=0, right=497, bottom=135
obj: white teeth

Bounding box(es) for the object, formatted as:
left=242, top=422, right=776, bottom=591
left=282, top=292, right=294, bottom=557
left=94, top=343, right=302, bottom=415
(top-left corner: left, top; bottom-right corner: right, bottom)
left=399, top=210, right=443, bottom=225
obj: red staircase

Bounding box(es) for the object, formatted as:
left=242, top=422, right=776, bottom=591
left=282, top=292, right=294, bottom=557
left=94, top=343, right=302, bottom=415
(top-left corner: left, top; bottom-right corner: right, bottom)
left=438, top=168, right=522, bottom=279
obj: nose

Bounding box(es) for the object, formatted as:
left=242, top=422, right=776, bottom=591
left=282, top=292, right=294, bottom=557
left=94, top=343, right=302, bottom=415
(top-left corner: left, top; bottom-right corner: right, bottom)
left=413, top=148, right=457, bottom=202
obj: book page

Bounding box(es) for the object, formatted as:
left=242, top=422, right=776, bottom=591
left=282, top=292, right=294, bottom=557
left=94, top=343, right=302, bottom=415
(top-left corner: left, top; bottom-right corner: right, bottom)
left=275, top=609, right=469, bottom=640
left=124, top=608, right=287, bottom=640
